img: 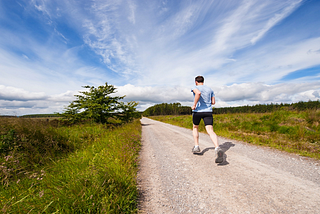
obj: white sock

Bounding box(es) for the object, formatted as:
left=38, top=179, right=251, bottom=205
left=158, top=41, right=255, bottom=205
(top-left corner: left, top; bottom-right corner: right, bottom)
left=215, top=147, right=220, bottom=150
left=195, top=145, right=199, bottom=147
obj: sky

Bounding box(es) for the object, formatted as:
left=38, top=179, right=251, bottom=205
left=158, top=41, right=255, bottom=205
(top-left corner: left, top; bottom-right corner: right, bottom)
left=1, top=0, right=320, bottom=116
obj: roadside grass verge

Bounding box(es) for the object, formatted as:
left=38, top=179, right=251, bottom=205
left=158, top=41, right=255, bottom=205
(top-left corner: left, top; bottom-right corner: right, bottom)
left=149, top=110, right=320, bottom=159
left=0, top=117, right=141, bottom=213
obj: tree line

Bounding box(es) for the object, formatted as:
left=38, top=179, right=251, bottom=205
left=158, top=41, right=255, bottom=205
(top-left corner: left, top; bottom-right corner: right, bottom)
left=213, top=100, right=320, bottom=114
left=143, top=103, right=192, bottom=116
left=143, top=100, right=320, bottom=116
left=21, top=114, right=60, bottom=118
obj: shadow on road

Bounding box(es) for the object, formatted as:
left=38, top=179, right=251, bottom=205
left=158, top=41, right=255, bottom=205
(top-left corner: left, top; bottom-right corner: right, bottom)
left=193, top=141, right=235, bottom=166
left=141, top=123, right=152, bottom=126
left=193, top=147, right=215, bottom=156
left=220, top=141, right=235, bottom=151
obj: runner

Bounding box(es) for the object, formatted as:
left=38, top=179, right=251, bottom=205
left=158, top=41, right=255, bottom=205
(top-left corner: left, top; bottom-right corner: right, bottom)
left=191, top=76, right=223, bottom=163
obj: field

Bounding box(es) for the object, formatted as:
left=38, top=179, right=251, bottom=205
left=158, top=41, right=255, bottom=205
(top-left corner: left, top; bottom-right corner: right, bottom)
left=150, top=109, right=320, bottom=159
left=0, top=117, right=141, bottom=213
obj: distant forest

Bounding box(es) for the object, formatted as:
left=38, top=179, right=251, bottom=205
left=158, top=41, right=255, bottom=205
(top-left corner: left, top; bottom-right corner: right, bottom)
left=143, top=100, right=320, bottom=116
left=20, top=114, right=60, bottom=118
left=214, top=100, right=320, bottom=114
left=143, top=103, right=192, bottom=116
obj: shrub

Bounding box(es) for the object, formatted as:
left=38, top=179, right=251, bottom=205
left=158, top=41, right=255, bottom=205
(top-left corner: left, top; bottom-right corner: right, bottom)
left=0, top=118, right=74, bottom=186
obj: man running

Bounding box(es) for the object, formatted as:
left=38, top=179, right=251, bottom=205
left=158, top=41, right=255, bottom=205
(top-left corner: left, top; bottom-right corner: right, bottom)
left=191, top=76, right=223, bottom=163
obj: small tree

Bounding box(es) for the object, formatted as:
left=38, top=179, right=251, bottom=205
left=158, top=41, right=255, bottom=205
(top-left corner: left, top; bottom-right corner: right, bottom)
left=61, top=82, right=139, bottom=123
left=118, top=101, right=140, bottom=123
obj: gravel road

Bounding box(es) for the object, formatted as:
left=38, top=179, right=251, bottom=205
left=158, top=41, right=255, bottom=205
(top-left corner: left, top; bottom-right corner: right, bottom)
left=137, top=117, right=320, bottom=214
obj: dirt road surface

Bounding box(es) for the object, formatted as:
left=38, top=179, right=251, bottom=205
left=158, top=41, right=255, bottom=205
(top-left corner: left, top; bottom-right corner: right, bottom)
left=137, top=117, right=320, bottom=214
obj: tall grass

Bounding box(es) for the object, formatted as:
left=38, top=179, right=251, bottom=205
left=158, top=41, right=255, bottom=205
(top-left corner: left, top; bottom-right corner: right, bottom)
left=150, top=110, right=320, bottom=159
left=0, top=117, right=141, bottom=213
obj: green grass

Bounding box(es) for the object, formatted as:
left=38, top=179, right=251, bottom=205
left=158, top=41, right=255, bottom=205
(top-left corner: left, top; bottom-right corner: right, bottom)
left=150, top=110, right=320, bottom=160
left=0, top=117, right=141, bottom=213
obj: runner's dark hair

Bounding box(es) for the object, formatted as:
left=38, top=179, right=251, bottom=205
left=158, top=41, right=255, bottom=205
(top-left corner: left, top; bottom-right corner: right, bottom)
left=195, top=76, right=204, bottom=83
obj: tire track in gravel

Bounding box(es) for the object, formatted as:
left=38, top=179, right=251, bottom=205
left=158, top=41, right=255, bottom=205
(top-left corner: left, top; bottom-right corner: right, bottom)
left=137, top=117, right=320, bottom=214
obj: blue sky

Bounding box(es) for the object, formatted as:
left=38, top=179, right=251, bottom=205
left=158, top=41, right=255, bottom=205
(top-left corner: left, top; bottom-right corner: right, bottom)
left=1, top=0, right=320, bottom=115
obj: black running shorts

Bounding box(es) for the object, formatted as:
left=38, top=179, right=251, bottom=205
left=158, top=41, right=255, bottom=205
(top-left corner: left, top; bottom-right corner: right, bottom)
left=192, top=112, right=213, bottom=126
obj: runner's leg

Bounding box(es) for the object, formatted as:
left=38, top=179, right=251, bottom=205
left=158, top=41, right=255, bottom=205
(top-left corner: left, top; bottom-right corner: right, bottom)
left=206, top=125, right=223, bottom=163
left=205, top=125, right=219, bottom=148
left=193, top=124, right=200, bottom=146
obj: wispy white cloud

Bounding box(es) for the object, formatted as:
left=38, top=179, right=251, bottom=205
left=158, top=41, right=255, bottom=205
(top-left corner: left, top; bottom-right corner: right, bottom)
left=22, top=54, right=29, bottom=60
left=209, top=36, right=320, bottom=85
left=128, top=0, right=309, bottom=86
left=251, top=0, right=303, bottom=44
left=0, top=25, right=117, bottom=93
left=81, top=1, right=139, bottom=75
left=127, top=0, right=136, bottom=24
left=32, top=0, right=51, bottom=18
left=54, top=28, right=68, bottom=43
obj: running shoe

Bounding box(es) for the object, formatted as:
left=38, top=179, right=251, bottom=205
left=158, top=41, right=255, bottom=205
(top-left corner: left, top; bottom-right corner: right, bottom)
left=215, top=147, right=224, bottom=163
left=192, top=146, right=201, bottom=154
